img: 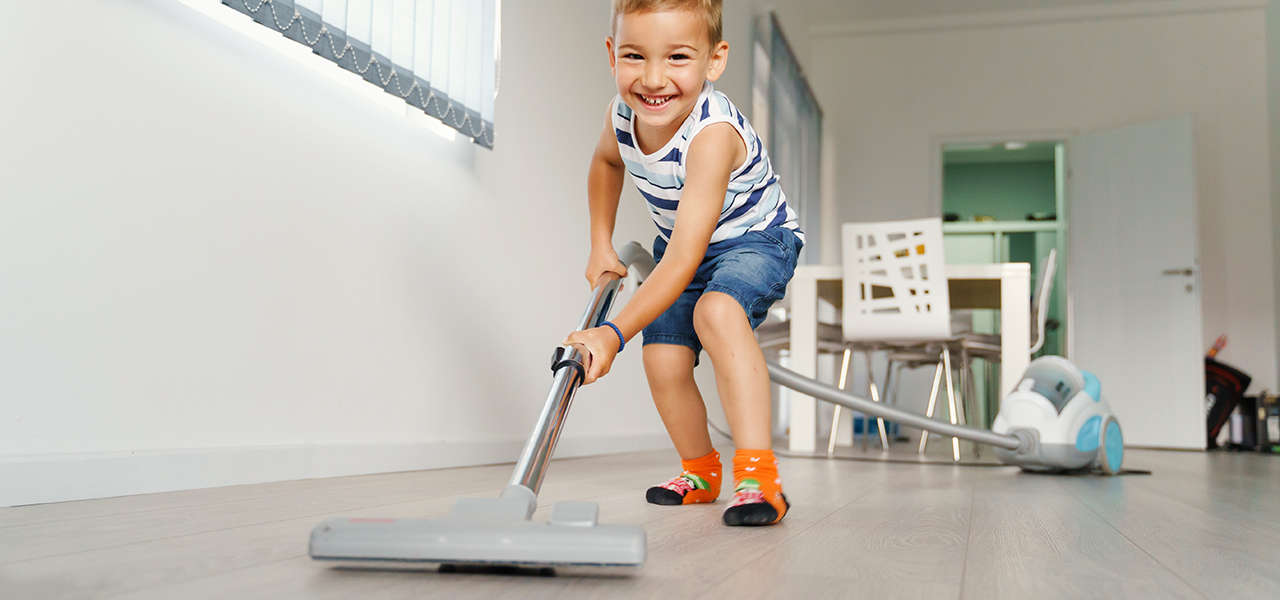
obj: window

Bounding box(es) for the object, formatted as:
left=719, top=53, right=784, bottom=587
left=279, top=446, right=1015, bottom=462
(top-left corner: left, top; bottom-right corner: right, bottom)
left=753, top=13, right=822, bottom=262
left=221, top=0, right=500, bottom=148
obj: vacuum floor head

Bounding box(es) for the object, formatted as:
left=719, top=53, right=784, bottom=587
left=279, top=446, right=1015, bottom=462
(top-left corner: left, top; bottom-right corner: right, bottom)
left=310, top=497, right=646, bottom=570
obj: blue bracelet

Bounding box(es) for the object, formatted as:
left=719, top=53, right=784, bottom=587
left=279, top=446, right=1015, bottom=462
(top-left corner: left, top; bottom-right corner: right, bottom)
left=602, top=321, right=626, bottom=352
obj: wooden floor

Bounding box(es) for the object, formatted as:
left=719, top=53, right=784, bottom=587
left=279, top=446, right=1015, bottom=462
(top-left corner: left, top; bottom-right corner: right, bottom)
left=2, top=446, right=1279, bottom=599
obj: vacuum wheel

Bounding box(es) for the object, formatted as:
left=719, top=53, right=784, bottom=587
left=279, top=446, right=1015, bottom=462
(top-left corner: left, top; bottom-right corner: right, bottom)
left=1097, top=416, right=1124, bottom=475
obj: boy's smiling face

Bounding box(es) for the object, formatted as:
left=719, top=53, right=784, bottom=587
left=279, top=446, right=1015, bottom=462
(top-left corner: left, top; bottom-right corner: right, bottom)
left=607, top=10, right=729, bottom=149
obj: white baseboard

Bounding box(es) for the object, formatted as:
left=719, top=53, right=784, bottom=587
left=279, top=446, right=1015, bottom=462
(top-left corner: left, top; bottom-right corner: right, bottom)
left=0, top=434, right=671, bottom=508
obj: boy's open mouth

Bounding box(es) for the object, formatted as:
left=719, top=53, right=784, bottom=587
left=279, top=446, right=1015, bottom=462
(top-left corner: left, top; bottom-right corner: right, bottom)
left=638, top=93, right=675, bottom=108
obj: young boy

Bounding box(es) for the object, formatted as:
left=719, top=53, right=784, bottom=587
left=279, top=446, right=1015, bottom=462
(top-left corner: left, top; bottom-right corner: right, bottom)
left=564, top=0, right=803, bottom=526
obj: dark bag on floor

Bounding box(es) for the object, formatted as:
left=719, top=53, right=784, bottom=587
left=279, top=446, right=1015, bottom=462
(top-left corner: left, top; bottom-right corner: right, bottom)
left=1205, top=358, right=1251, bottom=449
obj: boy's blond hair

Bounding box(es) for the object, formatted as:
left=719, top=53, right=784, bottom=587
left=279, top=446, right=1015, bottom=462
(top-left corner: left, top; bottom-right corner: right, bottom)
left=610, top=0, right=723, bottom=47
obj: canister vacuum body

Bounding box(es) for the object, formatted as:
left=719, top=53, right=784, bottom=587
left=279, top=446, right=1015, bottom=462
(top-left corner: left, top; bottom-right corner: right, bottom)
left=992, top=356, right=1125, bottom=474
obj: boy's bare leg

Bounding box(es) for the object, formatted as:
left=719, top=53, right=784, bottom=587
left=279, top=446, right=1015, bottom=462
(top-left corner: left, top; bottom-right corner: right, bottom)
left=693, top=292, right=771, bottom=449
left=694, top=291, right=788, bottom=525
left=643, top=344, right=715, bottom=460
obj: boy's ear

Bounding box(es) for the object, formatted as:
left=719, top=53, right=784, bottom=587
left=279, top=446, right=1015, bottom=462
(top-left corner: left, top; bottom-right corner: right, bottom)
left=606, top=37, right=617, bottom=75
left=704, top=41, right=730, bottom=82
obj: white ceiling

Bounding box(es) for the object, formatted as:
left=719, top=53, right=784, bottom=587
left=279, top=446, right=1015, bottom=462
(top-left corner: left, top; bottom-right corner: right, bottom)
left=781, top=0, right=1157, bottom=24
left=763, top=0, right=1184, bottom=89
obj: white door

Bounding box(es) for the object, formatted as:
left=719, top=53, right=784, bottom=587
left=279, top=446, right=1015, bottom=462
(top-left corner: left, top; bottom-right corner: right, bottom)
left=1068, top=116, right=1205, bottom=449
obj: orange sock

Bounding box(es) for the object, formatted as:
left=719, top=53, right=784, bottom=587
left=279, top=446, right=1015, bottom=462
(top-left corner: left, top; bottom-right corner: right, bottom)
left=724, top=449, right=789, bottom=526
left=645, top=450, right=722, bottom=505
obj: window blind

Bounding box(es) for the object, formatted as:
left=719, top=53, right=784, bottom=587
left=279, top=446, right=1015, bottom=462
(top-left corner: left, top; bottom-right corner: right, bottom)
left=753, top=13, right=822, bottom=262
left=223, top=0, right=499, bottom=148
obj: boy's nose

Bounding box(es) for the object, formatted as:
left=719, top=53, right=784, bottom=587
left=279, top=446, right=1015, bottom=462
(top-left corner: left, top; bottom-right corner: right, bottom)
left=641, top=64, right=665, bottom=89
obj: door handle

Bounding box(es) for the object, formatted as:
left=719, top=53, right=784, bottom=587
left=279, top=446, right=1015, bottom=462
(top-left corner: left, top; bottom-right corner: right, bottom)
left=1161, top=268, right=1194, bottom=277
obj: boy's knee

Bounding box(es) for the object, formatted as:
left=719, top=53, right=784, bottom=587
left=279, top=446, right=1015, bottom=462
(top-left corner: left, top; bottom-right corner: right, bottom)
left=643, top=344, right=697, bottom=377
left=693, top=292, right=747, bottom=339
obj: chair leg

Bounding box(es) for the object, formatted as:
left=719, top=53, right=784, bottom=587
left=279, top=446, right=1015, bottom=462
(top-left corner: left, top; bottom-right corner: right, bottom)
left=988, top=359, right=1000, bottom=428
left=956, top=347, right=970, bottom=459
left=962, top=345, right=967, bottom=457
left=865, top=351, right=889, bottom=451
left=860, top=350, right=869, bottom=452
left=991, top=359, right=1000, bottom=427
left=961, top=347, right=981, bottom=459
left=918, top=359, right=945, bottom=455
left=890, top=363, right=904, bottom=406
left=957, top=349, right=969, bottom=428
left=891, top=362, right=908, bottom=442
left=828, top=348, right=852, bottom=457
left=881, top=359, right=897, bottom=445
left=942, top=347, right=961, bottom=462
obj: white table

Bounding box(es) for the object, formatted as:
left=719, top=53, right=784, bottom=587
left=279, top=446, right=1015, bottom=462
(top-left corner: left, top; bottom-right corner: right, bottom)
left=786, top=263, right=1031, bottom=452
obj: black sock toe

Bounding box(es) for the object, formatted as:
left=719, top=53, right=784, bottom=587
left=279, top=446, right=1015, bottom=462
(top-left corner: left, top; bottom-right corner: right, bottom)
left=723, top=494, right=789, bottom=526
left=646, top=486, right=685, bottom=505
left=723, top=503, right=776, bottom=526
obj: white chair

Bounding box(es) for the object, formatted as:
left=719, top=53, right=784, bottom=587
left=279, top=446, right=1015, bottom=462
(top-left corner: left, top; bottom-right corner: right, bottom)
left=842, top=218, right=952, bottom=344
left=838, top=218, right=966, bottom=457
left=756, top=224, right=1057, bottom=461
left=1030, top=248, right=1058, bottom=355
left=955, top=248, right=1058, bottom=359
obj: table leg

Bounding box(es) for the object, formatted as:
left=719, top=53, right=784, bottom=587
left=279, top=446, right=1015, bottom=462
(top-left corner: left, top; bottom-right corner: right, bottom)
left=999, top=265, right=1031, bottom=398
left=788, top=274, right=818, bottom=453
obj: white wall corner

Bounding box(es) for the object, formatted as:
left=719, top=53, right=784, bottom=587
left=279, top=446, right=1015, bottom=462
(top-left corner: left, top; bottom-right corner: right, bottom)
left=819, top=120, right=839, bottom=264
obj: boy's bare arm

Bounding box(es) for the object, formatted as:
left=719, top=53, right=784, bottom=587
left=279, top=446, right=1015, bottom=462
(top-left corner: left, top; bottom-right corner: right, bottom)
left=585, top=108, right=629, bottom=288
left=567, top=122, right=746, bottom=383
left=609, top=123, right=743, bottom=337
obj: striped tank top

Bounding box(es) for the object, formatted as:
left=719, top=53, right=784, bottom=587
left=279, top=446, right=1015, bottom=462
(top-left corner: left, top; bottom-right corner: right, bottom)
left=613, top=82, right=803, bottom=245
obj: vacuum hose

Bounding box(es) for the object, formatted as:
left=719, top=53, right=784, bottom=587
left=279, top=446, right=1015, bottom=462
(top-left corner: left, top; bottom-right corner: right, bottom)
left=616, top=241, right=1029, bottom=455
left=766, top=362, right=1026, bottom=452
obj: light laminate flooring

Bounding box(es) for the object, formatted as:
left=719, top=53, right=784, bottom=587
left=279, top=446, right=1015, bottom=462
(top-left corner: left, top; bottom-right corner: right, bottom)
left=2, top=447, right=1278, bottom=599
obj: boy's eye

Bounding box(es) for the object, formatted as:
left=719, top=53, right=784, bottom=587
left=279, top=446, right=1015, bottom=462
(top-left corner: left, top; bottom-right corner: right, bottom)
left=670, top=54, right=691, bottom=61
left=623, top=53, right=643, bottom=60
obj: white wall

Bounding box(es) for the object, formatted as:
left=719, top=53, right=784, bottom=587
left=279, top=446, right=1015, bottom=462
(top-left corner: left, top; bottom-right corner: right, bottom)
left=806, top=2, right=1276, bottom=397
left=0, top=0, right=698, bottom=506
left=1270, top=1, right=1280, bottom=386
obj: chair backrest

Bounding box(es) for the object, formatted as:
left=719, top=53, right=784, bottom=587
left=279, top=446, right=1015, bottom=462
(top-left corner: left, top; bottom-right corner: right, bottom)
left=1029, top=248, right=1058, bottom=354
left=842, top=218, right=951, bottom=343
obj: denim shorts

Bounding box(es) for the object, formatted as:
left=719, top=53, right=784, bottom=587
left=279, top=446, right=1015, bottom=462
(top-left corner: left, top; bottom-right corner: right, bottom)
left=642, top=227, right=803, bottom=358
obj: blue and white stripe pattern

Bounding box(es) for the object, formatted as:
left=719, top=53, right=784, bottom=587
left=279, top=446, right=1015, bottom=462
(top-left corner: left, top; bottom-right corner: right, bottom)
left=613, top=83, right=803, bottom=245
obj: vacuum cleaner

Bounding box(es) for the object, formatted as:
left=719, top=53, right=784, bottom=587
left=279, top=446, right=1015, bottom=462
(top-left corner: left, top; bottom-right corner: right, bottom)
left=308, top=242, right=658, bottom=571
left=767, top=355, right=1124, bottom=474
left=308, top=243, right=1123, bottom=575
left=990, top=356, right=1124, bottom=474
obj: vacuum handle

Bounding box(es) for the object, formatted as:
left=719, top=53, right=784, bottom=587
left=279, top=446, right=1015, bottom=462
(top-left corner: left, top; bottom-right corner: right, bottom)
left=618, top=241, right=656, bottom=281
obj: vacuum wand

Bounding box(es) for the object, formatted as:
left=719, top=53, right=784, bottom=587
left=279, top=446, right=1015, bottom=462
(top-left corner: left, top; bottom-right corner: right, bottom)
left=506, top=242, right=658, bottom=497
left=507, top=272, right=623, bottom=495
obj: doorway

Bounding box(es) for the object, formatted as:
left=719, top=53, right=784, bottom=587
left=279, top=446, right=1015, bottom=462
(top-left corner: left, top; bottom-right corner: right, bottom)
left=940, top=139, right=1068, bottom=425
